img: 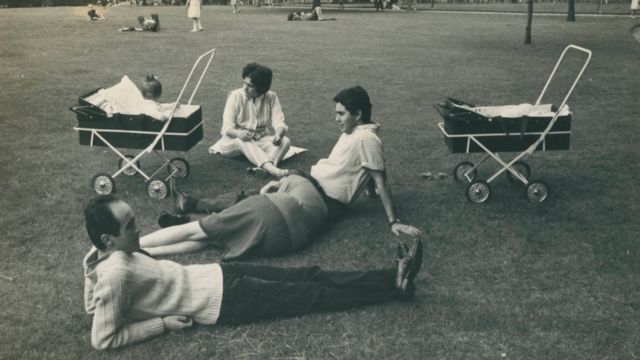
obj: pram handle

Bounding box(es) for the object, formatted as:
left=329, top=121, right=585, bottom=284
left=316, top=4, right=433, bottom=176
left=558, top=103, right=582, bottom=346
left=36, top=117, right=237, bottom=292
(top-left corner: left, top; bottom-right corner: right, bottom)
left=524, top=45, right=591, bottom=156
left=535, top=44, right=592, bottom=108
left=146, top=48, right=216, bottom=153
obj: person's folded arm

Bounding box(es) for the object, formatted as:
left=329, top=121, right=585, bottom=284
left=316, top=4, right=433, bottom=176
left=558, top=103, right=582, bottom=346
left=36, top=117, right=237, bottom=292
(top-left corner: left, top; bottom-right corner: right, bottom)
left=91, top=276, right=165, bottom=350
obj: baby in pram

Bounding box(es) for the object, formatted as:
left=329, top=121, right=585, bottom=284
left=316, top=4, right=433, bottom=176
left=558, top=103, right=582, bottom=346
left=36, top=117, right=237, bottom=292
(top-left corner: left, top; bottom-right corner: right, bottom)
left=89, top=74, right=174, bottom=122
left=138, top=74, right=174, bottom=122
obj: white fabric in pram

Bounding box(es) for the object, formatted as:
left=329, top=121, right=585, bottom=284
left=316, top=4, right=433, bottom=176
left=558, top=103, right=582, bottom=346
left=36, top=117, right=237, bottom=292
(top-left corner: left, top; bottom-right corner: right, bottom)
left=84, top=75, right=145, bottom=116
left=83, top=75, right=177, bottom=120
left=452, top=103, right=571, bottom=119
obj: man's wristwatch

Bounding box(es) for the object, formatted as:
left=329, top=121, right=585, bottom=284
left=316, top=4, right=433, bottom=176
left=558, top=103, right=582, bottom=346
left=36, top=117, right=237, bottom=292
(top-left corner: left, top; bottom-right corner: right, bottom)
left=389, top=219, right=400, bottom=226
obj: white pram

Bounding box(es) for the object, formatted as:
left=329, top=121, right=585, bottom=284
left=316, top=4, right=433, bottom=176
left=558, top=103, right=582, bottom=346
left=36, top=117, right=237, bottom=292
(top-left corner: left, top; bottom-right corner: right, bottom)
left=436, top=45, right=591, bottom=203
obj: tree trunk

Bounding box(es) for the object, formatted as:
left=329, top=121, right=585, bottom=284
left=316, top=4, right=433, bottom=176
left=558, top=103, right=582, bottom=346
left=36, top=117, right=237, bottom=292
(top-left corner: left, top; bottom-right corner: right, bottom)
left=524, top=0, right=533, bottom=44
left=567, top=0, right=576, bottom=21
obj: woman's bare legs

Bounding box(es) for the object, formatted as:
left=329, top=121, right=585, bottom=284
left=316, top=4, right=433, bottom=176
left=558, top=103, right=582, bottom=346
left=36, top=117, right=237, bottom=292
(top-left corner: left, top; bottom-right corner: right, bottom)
left=140, top=221, right=208, bottom=255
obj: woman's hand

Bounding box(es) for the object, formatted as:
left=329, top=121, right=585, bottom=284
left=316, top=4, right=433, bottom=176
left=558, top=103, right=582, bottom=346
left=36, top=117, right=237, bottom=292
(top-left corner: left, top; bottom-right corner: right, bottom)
left=260, top=181, right=281, bottom=195
left=391, top=223, right=423, bottom=237
left=237, top=130, right=253, bottom=141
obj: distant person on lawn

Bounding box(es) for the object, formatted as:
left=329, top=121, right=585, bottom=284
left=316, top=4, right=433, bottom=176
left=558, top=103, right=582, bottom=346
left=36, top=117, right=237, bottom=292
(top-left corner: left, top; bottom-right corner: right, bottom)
left=118, top=14, right=160, bottom=32
left=87, top=5, right=106, bottom=20
left=287, top=7, right=336, bottom=21
left=82, top=194, right=424, bottom=350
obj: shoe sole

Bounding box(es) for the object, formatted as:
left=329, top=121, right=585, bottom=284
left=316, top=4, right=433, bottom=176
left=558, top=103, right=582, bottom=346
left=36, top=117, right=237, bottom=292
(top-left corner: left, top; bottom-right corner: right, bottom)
left=401, top=238, right=423, bottom=290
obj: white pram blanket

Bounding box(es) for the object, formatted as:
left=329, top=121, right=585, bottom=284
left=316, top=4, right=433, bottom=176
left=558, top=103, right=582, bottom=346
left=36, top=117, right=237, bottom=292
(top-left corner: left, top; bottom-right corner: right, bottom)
left=84, top=75, right=174, bottom=119
left=452, top=103, right=571, bottom=119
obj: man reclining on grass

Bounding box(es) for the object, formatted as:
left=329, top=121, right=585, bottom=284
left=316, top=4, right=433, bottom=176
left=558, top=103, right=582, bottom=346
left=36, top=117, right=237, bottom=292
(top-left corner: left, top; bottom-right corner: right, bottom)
left=149, top=86, right=422, bottom=259
left=87, top=5, right=106, bottom=20
left=287, top=6, right=336, bottom=21
left=82, top=194, right=423, bottom=350
left=118, top=14, right=160, bottom=32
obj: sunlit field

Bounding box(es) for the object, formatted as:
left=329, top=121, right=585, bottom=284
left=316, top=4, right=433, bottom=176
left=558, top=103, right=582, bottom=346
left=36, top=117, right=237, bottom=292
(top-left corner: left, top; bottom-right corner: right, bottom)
left=1, top=5, right=639, bottom=359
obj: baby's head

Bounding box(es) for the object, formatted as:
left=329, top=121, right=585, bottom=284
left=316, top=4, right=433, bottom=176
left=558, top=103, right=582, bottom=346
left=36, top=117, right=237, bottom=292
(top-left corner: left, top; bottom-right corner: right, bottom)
left=141, top=74, right=162, bottom=100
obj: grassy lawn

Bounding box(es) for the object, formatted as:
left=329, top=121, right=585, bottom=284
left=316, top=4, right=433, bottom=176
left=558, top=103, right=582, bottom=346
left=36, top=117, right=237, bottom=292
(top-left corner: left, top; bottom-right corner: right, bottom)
left=1, top=4, right=639, bottom=359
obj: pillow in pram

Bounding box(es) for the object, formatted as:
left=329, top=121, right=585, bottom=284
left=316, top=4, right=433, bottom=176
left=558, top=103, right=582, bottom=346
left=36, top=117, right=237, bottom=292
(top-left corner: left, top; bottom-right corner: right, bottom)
left=84, top=75, right=146, bottom=117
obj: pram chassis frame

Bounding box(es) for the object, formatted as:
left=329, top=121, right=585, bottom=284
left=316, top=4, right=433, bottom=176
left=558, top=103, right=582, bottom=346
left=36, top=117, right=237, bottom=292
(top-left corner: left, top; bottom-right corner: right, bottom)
left=437, top=44, right=591, bottom=201
left=73, top=49, right=216, bottom=197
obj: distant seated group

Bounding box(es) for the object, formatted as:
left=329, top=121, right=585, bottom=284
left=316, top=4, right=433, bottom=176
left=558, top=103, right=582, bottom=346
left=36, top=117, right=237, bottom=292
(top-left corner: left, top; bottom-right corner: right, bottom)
left=82, top=62, right=425, bottom=351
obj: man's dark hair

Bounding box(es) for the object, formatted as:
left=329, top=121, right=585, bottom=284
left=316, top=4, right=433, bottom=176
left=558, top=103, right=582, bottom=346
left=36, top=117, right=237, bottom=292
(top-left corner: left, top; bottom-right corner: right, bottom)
left=84, top=195, right=121, bottom=250
left=242, top=63, right=273, bottom=95
left=333, top=86, right=372, bottom=123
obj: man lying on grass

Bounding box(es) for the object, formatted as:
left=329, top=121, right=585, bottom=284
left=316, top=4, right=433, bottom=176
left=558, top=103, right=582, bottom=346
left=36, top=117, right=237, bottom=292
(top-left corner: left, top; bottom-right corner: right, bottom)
left=154, top=85, right=422, bottom=259
left=83, top=195, right=423, bottom=350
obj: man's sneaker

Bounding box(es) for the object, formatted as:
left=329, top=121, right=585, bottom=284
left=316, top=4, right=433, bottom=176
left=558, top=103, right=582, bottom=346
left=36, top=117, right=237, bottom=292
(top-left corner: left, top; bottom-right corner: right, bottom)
left=395, top=238, right=423, bottom=294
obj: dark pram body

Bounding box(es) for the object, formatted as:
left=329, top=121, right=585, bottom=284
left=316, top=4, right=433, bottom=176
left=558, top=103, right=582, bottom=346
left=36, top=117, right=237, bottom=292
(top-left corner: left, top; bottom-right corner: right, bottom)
left=74, top=88, right=203, bottom=151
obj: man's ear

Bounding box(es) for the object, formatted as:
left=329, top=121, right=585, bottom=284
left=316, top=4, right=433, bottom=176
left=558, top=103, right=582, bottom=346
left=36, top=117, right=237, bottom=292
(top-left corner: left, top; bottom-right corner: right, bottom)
left=355, top=110, right=363, bottom=123
left=100, top=233, right=114, bottom=249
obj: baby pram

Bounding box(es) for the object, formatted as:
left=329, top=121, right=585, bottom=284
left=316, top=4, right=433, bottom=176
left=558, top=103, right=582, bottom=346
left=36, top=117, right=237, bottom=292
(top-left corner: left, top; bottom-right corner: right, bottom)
left=436, top=45, right=591, bottom=203
left=72, top=49, right=216, bottom=199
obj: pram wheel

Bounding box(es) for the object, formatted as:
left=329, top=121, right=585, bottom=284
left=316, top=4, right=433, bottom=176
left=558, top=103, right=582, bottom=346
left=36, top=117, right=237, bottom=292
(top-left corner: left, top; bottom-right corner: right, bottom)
left=525, top=180, right=549, bottom=202
left=146, top=179, right=169, bottom=199
left=507, top=161, right=531, bottom=183
left=454, top=161, right=477, bottom=183
left=168, top=157, right=190, bottom=179
left=466, top=180, right=490, bottom=203
left=119, top=155, right=140, bottom=176
left=92, top=173, right=115, bottom=195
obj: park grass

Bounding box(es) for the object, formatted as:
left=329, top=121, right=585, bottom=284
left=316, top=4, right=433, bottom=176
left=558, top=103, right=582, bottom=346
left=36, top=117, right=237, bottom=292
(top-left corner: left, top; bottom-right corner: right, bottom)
left=0, top=4, right=639, bottom=359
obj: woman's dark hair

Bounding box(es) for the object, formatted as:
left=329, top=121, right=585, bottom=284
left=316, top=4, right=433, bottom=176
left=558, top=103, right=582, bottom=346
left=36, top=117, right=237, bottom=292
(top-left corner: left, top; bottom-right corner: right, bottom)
left=287, top=12, right=294, bottom=21
left=84, top=195, right=121, bottom=250
left=333, top=85, right=372, bottom=123
left=242, top=63, right=273, bottom=95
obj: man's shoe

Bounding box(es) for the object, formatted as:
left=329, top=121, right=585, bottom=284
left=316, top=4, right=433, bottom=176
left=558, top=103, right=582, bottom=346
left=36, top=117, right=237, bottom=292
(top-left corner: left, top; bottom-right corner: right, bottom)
left=157, top=211, right=190, bottom=228
left=395, top=238, right=423, bottom=293
left=174, top=189, right=194, bottom=215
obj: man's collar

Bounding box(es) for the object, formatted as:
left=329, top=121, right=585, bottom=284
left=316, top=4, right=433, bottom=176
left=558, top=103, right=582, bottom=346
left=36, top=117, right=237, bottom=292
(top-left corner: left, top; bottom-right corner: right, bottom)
left=354, top=122, right=380, bottom=132
left=243, top=91, right=266, bottom=103
left=83, top=247, right=153, bottom=276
